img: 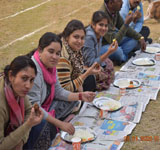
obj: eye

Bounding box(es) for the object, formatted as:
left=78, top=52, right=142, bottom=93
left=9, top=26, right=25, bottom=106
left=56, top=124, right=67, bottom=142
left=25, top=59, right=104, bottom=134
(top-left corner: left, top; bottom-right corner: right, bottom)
left=74, top=35, right=79, bottom=39
left=22, top=76, right=28, bottom=81
left=30, top=78, right=35, bottom=83
left=48, top=49, right=54, bottom=54
left=56, top=51, right=61, bottom=56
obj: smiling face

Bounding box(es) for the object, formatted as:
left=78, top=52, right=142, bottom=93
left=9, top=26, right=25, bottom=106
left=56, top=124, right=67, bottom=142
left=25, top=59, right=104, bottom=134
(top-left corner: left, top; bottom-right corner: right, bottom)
left=129, top=0, right=141, bottom=9
left=66, top=29, right=85, bottom=51
left=92, top=18, right=108, bottom=38
left=9, top=67, right=36, bottom=98
left=39, top=42, right=62, bottom=68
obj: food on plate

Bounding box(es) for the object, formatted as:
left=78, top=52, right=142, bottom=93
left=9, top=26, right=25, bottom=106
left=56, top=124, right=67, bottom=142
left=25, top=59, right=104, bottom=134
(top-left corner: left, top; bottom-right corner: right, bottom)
left=133, top=58, right=154, bottom=65
left=101, top=101, right=121, bottom=111
left=66, top=128, right=94, bottom=142
left=145, top=47, right=160, bottom=53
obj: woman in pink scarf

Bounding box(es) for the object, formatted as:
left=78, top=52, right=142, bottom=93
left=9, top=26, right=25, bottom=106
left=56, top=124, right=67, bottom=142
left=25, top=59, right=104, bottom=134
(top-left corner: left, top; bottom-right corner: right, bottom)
left=0, top=56, right=43, bottom=150
left=25, top=32, right=96, bottom=150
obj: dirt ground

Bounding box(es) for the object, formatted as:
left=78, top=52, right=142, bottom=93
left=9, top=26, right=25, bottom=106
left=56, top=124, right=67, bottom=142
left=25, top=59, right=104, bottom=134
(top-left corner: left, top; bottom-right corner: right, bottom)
left=0, top=0, right=160, bottom=149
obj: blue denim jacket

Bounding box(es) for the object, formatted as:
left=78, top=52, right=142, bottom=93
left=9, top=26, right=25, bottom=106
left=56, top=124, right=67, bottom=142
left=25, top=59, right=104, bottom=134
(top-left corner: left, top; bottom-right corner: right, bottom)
left=120, top=0, right=144, bottom=33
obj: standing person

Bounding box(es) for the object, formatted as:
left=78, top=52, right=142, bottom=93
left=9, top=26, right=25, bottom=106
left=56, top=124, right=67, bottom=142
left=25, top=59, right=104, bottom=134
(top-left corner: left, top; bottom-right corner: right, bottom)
left=26, top=32, right=96, bottom=122
left=82, top=11, right=118, bottom=90
left=100, top=0, right=146, bottom=65
left=120, top=0, right=152, bottom=45
left=57, top=19, right=100, bottom=93
left=0, top=56, right=43, bottom=150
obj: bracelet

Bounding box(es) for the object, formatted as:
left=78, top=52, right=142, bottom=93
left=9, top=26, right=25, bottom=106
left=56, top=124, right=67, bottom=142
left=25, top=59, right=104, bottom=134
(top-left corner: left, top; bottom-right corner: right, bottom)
left=79, top=92, right=82, bottom=100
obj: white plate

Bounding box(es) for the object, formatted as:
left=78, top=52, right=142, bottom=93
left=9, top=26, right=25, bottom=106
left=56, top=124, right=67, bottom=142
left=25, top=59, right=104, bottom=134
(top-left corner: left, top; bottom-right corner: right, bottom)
left=113, top=78, right=141, bottom=89
left=145, top=47, right=160, bottom=54
left=60, top=126, right=96, bottom=143
left=132, top=58, right=155, bottom=66
left=93, top=97, right=122, bottom=111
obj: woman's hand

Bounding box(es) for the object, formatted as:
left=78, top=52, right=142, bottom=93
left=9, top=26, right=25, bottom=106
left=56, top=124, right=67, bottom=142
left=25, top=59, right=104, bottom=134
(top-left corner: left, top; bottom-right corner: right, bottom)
left=107, top=40, right=118, bottom=55
left=87, top=62, right=101, bottom=75
left=60, top=122, right=75, bottom=135
left=26, top=107, right=44, bottom=128
left=81, top=91, right=96, bottom=102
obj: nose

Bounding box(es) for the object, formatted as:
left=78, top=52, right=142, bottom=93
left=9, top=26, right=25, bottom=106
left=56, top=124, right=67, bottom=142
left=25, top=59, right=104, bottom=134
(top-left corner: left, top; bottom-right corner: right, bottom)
left=25, top=80, right=31, bottom=89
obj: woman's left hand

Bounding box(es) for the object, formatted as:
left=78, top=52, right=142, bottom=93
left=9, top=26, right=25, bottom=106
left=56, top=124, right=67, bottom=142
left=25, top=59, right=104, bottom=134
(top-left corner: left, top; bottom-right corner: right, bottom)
left=81, top=92, right=96, bottom=102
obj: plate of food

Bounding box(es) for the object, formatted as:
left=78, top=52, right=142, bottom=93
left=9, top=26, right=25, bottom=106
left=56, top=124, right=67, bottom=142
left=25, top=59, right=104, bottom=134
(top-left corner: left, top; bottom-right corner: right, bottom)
left=93, top=97, right=122, bottom=111
left=144, top=47, right=160, bottom=54
left=132, top=58, right=155, bottom=66
left=113, top=78, right=141, bottom=89
left=60, top=126, right=96, bottom=143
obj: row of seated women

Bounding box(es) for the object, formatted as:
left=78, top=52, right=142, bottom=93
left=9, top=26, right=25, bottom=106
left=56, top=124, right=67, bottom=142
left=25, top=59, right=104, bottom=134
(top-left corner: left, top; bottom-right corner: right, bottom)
left=0, top=11, right=118, bottom=150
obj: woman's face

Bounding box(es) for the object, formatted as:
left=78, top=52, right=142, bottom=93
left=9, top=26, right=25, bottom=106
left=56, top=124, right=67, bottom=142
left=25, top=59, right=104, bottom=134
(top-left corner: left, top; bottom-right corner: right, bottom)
left=39, top=42, right=61, bottom=68
left=92, top=19, right=108, bottom=37
left=66, top=29, right=85, bottom=51
left=9, top=67, right=36, bottom=98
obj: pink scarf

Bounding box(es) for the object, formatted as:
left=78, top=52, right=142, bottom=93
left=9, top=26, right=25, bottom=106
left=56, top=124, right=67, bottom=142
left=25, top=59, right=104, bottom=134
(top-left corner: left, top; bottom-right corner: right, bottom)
left=4, top=82, right=24, bottom=136
left=34, top=50, right=56, bottom=117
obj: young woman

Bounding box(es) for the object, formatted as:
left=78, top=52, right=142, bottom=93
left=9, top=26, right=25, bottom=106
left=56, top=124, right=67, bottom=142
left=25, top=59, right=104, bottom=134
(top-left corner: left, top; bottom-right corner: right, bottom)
left=82, top=11, right=118, bottom=91
left=0, top=56, right=43, bottom=150
left=57, top=19, right=101, bottom=92
left=26, top=32, right=96, bottom=148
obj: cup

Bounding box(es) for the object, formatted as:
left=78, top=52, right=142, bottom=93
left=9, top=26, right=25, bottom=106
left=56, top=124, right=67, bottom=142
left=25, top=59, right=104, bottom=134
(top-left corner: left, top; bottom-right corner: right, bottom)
left=71, top=137, right=81, bottom=150
left=119, top=85, right=126, bottom=96
left=155, top=52, right=160, bottom=61
left=99, top=108, right=108, bottom=119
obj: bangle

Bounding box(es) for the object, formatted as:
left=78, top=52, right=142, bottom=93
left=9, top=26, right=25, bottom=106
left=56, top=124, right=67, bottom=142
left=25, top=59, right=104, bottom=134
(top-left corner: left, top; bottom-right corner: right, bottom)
left=140, top=36, right=144, bottom=40
left=79, top=92, right=82, bottom=100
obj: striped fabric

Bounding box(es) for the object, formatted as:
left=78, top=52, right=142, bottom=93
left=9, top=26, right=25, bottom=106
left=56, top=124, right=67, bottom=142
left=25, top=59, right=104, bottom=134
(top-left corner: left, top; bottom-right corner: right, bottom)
left=57, top=57, right=83, bottom=92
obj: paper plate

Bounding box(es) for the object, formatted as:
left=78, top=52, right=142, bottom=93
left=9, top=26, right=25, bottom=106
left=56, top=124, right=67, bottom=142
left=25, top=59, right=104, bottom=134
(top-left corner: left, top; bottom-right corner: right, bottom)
left=132, top=58, right=155, bottom=66
left=60, top=126, right=96, bottom=143
left=93, top=97, right=122, bottom=111
left=145, top=47, right=160, bottom=54
left=113, top=78, right=141, bottom=89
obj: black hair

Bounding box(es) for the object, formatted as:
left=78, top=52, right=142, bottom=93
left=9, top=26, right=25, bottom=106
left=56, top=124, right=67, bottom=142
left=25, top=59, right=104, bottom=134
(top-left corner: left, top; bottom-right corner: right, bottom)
left=59, top=19, right=85, bottom=39
left=27, top=32, right=62, bottom=58
left=104, top=0, right=114, bottom=4
left=4, top=55, right=37, bottom=82
left=91, top=11, right=108, bottom=25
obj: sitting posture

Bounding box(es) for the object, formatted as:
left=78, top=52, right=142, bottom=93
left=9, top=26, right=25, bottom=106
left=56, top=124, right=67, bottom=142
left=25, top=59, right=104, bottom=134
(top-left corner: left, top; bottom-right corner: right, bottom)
left=99, top=0, right=146, bottom=64
left=0, top=56, right=43, bottom=150
left=57, top=19, right=100, bottom=92
left=26, top=32, right=96, bottom=149
left=120, top=0, right=152, bottom=44
left=83, top=11, right=118, bottom=90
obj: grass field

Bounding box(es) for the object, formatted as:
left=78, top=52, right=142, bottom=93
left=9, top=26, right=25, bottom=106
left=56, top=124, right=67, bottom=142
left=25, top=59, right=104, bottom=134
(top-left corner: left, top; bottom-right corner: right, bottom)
left=0, top=0, right=160, bottom=149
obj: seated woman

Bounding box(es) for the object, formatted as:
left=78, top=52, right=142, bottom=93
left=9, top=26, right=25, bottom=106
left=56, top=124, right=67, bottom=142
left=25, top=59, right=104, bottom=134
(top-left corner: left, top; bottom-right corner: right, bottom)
left=57, top=19, right=100, bottom=92
left=26, top=32, right=96, bottom=146
left=0, top=56, right=43, bottom=150
left=82, top=11, right=118, bottom=91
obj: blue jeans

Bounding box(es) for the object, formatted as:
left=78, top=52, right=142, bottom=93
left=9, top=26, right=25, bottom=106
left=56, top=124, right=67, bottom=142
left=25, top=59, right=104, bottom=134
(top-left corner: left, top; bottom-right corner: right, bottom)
left=101, top=37, right=138, bottom=62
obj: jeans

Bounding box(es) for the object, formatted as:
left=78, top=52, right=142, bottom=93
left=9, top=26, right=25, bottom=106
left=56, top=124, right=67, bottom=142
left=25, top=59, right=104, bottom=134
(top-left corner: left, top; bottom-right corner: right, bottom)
left=101, top=37, right=138, bottom=63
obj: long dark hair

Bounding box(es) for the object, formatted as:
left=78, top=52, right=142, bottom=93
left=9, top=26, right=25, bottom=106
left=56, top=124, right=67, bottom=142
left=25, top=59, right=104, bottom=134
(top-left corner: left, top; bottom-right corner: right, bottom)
left=59, top=19, right=86, bottom=39
left=4, top=55, right=37, bottom=83
left=91, top=11, right=108, bottom=25
left=27, top=32, right=62, bottom=58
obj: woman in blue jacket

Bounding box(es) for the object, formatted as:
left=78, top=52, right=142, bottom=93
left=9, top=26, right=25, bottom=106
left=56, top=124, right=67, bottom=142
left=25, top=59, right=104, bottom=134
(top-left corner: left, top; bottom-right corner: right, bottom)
left=82, top=11, right=118, bottom=91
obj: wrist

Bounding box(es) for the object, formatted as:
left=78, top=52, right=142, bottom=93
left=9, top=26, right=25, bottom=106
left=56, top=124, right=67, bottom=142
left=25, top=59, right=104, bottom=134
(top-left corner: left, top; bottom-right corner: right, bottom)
left=79, top=92, right=82, bottom=100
